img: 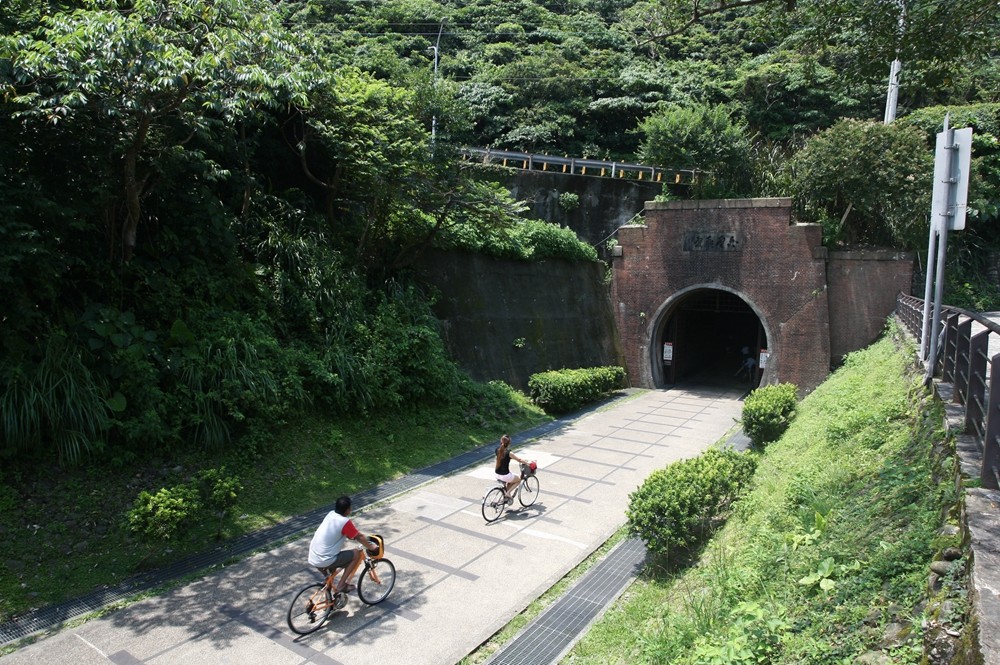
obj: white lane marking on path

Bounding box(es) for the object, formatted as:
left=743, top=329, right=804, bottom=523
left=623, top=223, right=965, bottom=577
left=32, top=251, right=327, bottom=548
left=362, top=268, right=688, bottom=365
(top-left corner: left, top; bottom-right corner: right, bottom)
left=74, top=633, right=107, bottom=658
left=393, top=491, right=471, bottom=520
left=493, top=520, right=588, bottom=549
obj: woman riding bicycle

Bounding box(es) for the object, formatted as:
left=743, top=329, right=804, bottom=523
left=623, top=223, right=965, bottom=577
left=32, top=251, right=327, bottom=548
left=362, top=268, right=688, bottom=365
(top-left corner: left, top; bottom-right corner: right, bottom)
left=495, top=434, right=530, bottom=502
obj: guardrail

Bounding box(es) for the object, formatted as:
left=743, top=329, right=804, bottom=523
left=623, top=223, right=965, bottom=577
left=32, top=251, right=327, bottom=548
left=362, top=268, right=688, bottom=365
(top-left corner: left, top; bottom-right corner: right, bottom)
left=460, top=147, right=702, bottom=185
left=897, top=293, right=1000, bottom=489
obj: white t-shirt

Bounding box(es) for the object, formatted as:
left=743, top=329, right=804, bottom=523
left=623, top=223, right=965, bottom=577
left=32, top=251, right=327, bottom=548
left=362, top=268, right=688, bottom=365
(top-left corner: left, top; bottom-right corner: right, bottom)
left=308, top=511, right=358, bottom=567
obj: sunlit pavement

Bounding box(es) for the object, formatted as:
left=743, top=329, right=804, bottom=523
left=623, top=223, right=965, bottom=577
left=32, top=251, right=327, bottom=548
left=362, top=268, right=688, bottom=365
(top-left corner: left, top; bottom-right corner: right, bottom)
left=1, top=385, right=744, bottom=665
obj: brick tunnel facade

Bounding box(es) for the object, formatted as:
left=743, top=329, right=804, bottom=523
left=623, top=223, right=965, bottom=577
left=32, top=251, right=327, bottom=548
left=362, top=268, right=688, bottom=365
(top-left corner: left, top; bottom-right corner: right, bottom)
left=611, top=198, right=912, bottom=394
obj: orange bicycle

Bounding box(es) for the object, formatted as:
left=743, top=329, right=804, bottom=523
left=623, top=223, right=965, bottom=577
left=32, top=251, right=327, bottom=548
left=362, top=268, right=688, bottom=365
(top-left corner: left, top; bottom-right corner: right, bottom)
left=286, top=535, right=396, bottom=635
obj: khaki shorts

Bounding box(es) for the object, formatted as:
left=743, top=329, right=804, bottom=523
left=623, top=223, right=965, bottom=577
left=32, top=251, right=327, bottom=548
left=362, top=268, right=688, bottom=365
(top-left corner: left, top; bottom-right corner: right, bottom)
left=315, top=548, right=356, bottom=573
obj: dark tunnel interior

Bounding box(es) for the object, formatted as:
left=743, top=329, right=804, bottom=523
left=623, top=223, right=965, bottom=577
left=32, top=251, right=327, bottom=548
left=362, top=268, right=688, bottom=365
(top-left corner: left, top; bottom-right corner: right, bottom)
left=658, top=289, right=766, bottom=389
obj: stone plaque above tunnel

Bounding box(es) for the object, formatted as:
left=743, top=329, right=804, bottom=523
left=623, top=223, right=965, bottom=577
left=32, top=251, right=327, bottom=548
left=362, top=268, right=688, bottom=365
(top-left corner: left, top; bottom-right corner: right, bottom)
left=682, top=231, right=744, bottom=252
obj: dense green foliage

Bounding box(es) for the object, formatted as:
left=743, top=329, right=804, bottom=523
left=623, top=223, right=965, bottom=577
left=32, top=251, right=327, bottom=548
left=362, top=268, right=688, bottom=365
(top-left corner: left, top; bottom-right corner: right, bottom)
left=789, top=119, right=934, bottom=248
left=527, top=365, right=626, bottom=414
left=740, top=383, right=797, bottom=448
left=0, top=0, right=598, bottom=466
left=575, top=332, right=958, bottom=664
left=627, top=448, right=757, bottom=559
left=277, top=0, right=1000, bottom=277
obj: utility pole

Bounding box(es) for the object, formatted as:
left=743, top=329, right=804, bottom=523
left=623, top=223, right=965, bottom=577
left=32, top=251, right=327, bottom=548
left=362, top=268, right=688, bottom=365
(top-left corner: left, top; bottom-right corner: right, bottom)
left=883, top=58, right=901, bottom=124
left=430, top=19, right=445, bottom=142
left=883, top=0, right=906, bottom=124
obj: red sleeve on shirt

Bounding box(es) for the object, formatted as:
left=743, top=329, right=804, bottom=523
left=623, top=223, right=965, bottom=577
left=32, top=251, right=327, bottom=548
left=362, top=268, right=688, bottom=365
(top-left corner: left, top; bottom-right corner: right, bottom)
left=341, top=519, right=359, bottom=540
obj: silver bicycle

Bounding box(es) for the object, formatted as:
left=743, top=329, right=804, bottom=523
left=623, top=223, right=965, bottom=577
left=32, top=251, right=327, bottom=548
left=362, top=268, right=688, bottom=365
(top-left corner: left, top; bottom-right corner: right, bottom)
left=482, top=463, right=539, bottom=522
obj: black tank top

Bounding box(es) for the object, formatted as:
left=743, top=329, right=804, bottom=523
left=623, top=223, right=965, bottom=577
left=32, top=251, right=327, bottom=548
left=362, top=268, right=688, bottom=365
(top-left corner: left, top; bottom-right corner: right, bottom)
left=495, top=446, right=511, bottom=474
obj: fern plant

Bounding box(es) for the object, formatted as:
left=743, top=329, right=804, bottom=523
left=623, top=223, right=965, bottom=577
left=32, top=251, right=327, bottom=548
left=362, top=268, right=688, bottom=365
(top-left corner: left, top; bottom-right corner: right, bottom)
left=0, top=333, right=111, bottom=464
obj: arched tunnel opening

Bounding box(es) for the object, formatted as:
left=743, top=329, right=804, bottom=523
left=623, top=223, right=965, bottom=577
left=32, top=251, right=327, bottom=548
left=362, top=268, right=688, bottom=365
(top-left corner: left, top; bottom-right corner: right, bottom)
left=655, top=289, right=767, bottom=389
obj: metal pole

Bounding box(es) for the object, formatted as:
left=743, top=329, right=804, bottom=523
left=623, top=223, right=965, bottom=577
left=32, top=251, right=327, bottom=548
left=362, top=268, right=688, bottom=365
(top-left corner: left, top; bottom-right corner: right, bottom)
left=926, top=117, right=954, bottom=379
left=926, top=219, right=949, bottom=378
left=920, top=217, right=937, bottom=359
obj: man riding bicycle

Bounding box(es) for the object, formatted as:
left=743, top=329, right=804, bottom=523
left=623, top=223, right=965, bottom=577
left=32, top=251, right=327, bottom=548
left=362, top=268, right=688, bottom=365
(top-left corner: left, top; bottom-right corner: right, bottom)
left=308, top=496, right=379, bottom=594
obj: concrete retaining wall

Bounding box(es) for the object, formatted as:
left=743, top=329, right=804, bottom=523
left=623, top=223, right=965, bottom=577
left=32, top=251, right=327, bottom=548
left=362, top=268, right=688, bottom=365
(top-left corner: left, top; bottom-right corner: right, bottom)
left=413, top=249, right=624, bottom=391
left=506, top=171, right=664, bottom=259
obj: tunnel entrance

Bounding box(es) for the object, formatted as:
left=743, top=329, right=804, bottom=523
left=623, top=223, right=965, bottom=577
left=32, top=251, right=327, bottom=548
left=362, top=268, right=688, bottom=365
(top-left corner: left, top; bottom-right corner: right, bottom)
left=654, top=289, right=767, bottom=389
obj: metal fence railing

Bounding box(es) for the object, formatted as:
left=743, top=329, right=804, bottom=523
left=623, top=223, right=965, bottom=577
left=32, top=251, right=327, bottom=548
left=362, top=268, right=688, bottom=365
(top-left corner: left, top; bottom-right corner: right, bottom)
left=460, top=147, right=703, bottom=185
left=897, top=293, right=1000, bottom=489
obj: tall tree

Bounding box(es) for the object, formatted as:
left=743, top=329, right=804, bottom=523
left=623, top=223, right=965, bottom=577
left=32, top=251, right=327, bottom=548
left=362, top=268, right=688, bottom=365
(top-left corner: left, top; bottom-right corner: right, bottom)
left=4, top=0, right=314, bottom=262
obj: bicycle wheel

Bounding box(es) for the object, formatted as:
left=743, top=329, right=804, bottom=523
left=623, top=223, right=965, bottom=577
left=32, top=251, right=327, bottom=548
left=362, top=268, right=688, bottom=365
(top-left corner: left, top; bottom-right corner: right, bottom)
left=358, top=558, right=396, bottom=605
left=287, top=583, right=332, bottom=635
left=482, top=486, right=507, bottom=522
left=518, top=475, right=539, bottom=507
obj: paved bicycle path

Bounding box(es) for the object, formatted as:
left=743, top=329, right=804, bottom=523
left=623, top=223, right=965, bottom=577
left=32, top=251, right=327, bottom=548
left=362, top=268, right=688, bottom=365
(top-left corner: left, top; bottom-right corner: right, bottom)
left=1, top=385, right=744, bottom=665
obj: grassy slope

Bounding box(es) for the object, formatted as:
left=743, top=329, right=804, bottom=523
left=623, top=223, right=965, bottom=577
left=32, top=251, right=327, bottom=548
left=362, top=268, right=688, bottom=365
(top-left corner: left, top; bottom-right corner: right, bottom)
left=0, top=394, right=549, bottom=624
left=568, top=330, right=959, bottom=664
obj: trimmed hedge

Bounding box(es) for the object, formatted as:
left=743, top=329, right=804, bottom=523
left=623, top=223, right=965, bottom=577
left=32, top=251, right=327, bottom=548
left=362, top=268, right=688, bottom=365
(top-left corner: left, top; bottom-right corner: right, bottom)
left=741, top=383, right=798, bottom=448
left=527, top=365, right=626, bottom=414
left=627, top=448, right=757, bottom=558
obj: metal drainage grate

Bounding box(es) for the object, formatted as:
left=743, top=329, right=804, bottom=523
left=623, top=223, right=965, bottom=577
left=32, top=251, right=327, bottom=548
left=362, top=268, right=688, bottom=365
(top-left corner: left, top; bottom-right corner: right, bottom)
left=485, top=537, right=647, bottom=665
left=0, top=393, right=635, bottom=646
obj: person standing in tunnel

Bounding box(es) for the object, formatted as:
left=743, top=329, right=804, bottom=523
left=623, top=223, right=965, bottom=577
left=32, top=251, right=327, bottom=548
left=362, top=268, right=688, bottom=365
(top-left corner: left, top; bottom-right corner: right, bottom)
left=735, top=346, right=756, bottom=381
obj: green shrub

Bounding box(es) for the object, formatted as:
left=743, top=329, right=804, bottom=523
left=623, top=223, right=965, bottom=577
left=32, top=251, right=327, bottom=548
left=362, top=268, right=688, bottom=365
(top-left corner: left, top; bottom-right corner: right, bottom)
left=558, top=192, right=580, bottom=211
left=127, top=466, right=244, bottom=544
left=512, top=220, right=599, bottom=262
left=741, top=383, right=797, bottom=448
left=126, top=485, right=201, bottom=543
left=787, top=118, right=932, bottom=249
left=627, top=448, right=757, bottom=558
left=193, top=466, right=243, bottom=538
left=639, top=102, right=753, bottom=198
left=688, top=601, right=790, bottom=665
left=527, top=365, right=625, bottom=414
left=439, top=217, right=599, bottom=263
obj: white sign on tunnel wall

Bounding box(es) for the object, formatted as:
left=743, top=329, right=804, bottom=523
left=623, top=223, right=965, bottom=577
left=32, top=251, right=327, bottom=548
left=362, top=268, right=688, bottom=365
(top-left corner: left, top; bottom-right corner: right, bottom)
left=683, top=232, right=743, bottom=251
